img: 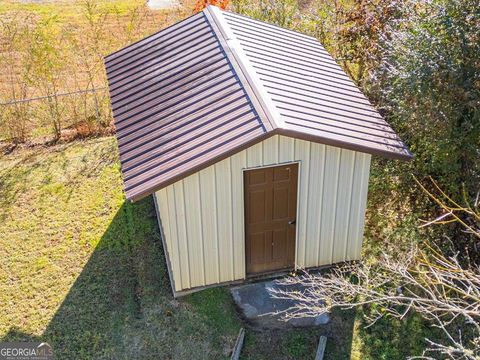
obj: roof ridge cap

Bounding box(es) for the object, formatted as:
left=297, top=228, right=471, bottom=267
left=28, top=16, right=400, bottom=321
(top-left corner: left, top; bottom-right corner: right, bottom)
left=204, top=6, right=285, bottom=131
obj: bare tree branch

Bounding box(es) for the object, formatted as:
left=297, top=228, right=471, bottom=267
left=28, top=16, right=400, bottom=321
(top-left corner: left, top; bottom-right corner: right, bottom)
left=269, top=180, right=480, bottom=359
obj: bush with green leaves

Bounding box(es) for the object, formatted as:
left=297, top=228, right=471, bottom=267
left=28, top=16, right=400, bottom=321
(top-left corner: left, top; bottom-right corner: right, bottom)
left=373, top=0, right=480, bottom=197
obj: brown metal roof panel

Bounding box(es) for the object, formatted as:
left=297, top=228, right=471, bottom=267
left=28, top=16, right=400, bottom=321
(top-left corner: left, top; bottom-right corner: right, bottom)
left=223, top=12, right=328, bottom=52
left=105, top=10, right=271, bottom=201
left=123, top=121, right=267, bottom=200
left=111, top=55, right=227, bottom=110
left=273, top=100, right=391, bottom=132
left=113, top=66, right=235, bottom=125
left=115, top=79, right=242, bottom=139
left=241, top=47, right=353, bottom=82
left=112, top=56, right=229, bottom=115
left=256, top=70, right=371, bottom=105
left=108, top=40, right=221, bottom=96
left=278, top=125, right=411, bottom=160
left=281, top=115, right=405, bottom=148
left=277, top=109, right=400, bottom=140
left=249, top=59, right=364, bottom=94
left=105, top=12, right=205, bottom=65
left=119, top=97, right=254, bottom=162
left=117, top=88, right=246, bottom=148
left=106, top=26, right=214, bottom=82
left=240, top=44, right=346, bottom=78
left=232, top=28, right=335, bottom=58
left=253, top=66, right=368, bottom=100
left=226, top=25, right=339, bottom=63
left=106, top=21, right=211, bottom=76
left=120, top=102, right=257, bottom=168
left=234, top=38, right=335, bottom=68
left=123, top=112, right=263, bottom=181
left=234, top=36, right=342, bottom=69
left=270, top=91, right=385, bottom=122
left=219, top=8, right=411, bottom=160
left=233, top=30, right=336, bottom=65
left=262, top=82, right=376, bottom=111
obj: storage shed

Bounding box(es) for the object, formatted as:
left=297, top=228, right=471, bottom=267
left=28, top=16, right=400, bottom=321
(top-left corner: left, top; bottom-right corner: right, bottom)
left=104, top=5, right=411, bottom=296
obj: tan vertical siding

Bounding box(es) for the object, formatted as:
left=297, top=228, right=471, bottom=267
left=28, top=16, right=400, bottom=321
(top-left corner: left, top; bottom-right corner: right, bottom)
left=279, top=136, right=294, bottom=162
left=183, top=174, right=205, bottom=286
left=319, top=147, right=340, bottom=265
left=305, top=143, right=325, bottom=268
left=174, top=182, right=191, bottom=290
left=154, top=135, right=371, bottom=292
left=199, top=166, right=219, bottom=285
left=294, top=140, right=310, bottom=267
left=332, top=150, right=355, bottom=263
left=166, top=186, right=183, bottom=289
left=347, top=153, right=371, bottom=260
left=230, top=151, right=247, bottom=279
left=215, top=160, right=234, bottom=282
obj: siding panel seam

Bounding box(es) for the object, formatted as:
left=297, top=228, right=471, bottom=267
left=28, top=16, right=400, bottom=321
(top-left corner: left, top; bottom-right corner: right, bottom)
left=181, top=181, right=192, bottom=288
left=330, top=149, right=341, bottom=264
left=171, top=185, right=184, bottom=289
left=229, top=157, right=235, bottom=279
left=197, top=174, right=206, bottom=285
left=304, top=142, right=311, bottom=266
left=213, top=165, right=220, bottom=283
left=315, top=145, right=326, bottom=264
left=344, top=151, right=355, bottom=261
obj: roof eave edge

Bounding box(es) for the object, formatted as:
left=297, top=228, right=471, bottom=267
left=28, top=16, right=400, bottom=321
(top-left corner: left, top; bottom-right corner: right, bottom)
left=127, top=127, right=413, bottom=201
left=204, top=5, right=284, bottom=131
left=125, top=131, right=277, bottom=202
left=276, top=128, right=414, bottom=161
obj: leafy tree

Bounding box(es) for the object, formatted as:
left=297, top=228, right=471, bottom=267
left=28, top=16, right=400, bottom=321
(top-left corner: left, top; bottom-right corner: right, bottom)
left=373, top=0, right=480, bottom=198
left=364, top=0, right=480, bottom=260
left=335, top=0, right=404, bottom=86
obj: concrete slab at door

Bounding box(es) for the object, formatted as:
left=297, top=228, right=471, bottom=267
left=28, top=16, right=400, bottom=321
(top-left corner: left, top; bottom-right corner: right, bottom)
left=230, top=280, right=330, bottom=329
left=244, top=163, right=298, bottom=275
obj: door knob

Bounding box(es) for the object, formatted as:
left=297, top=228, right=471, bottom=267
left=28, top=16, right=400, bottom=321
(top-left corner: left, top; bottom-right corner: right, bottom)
left=288, top=220, right=296, bottom=225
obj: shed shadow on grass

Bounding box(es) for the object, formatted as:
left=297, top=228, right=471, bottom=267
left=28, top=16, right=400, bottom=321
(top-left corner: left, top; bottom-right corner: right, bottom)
left=43, top=197, right=168, bottom=358
left=40, top=197, right=170, bottom=358
left=1, top=196, right=241, bottom=359
left=0, top=328, right=41, bottom=343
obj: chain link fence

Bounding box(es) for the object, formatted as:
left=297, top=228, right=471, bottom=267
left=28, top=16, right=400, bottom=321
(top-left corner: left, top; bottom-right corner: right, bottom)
left=0, top=86, right=112, bottom=143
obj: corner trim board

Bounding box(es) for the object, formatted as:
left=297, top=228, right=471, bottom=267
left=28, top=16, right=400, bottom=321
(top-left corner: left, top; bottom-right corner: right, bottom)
left=153, top=193, right=178, bottom=297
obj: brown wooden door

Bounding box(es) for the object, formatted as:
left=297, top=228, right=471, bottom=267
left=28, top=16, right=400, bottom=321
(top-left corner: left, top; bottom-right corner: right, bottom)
left=244, top=163, right=298, bottom=276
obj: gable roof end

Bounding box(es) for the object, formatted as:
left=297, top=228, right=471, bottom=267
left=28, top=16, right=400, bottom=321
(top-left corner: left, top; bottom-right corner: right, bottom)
left=104, top=6, right=412, bottom=202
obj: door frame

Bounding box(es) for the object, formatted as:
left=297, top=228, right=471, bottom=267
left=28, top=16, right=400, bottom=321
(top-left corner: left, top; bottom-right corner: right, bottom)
left=241, top=161, right=302, bottom=278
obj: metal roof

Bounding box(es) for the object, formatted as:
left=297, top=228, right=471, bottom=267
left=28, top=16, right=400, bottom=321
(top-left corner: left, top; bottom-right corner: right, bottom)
left=105, top=6, right=412, bottom=201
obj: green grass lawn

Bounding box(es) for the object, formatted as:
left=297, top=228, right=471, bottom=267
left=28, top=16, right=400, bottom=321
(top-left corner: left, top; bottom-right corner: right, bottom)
left=0, top=137, right=242, bottom=359
left=0, top=136, right=432, bottom=359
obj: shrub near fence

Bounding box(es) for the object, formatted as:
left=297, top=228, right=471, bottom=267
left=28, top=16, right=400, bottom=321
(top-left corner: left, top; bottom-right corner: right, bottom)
left=1, top=87, right=111, bottom=142
left=0, top=1, right=188, bottom=144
